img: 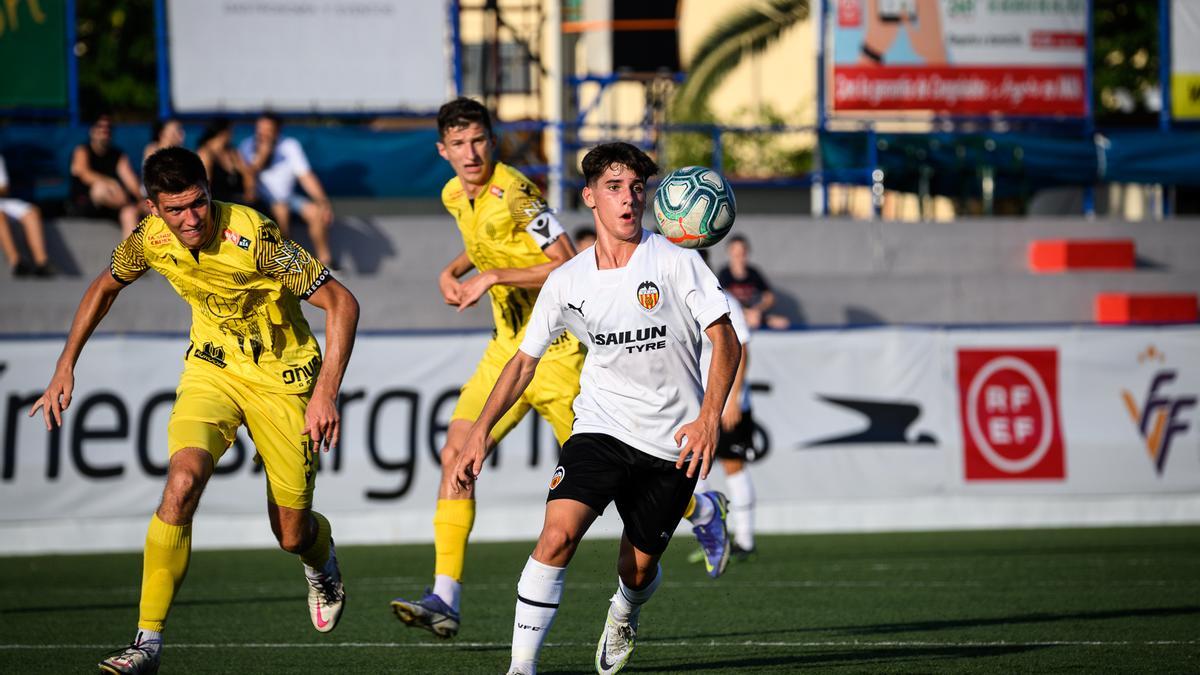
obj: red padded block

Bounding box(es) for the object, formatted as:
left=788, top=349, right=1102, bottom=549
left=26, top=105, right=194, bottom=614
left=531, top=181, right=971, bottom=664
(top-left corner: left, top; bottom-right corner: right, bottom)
left=1095, top=293, right=1199, bottom=324
left=1028, top=239, right=1136, bottom=273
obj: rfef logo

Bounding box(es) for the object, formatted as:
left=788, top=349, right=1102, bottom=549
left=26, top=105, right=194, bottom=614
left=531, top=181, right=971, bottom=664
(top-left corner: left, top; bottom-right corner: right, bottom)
left=957, top=349, right=1065, bottom=480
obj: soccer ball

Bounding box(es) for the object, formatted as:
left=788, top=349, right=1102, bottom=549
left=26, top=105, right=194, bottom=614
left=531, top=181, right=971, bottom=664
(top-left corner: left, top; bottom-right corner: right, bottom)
left=652, top=166, right=736, bottom=249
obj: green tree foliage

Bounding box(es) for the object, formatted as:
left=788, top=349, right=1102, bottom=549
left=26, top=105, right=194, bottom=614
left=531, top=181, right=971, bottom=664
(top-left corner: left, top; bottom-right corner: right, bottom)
left=1093, top=0, right=1160, bottom=124
left=76, top=0, right=157, bottom=120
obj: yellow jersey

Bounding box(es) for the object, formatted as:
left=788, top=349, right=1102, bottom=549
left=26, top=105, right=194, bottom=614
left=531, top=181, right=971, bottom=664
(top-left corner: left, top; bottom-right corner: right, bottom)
left=441, top=161, right=579, bottom=359
left=111, top=201, right=329, bottom=394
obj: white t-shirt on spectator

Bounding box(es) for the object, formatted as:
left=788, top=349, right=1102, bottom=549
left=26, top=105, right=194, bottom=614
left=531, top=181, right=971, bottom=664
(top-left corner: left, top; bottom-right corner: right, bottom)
left=238, top=136, right=312, bottom=204
left=520, top=229, right=731, bottom=461
left=0, top=154, right=34, bottom=220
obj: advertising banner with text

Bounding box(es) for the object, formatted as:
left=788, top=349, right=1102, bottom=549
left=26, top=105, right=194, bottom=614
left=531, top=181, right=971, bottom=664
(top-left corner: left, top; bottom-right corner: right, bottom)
left=166, top=0, right=450, bottom=114
left=1171, top=0, right=1200, bottom=121
left=1, top=325, right=1197, bottom=553
left=829, top=0, right=1088, bottom=116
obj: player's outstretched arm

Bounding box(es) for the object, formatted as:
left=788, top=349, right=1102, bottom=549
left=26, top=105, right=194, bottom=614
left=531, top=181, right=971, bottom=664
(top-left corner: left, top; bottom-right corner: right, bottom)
left=722, top=343, right=750, bottom=432
left=304, top=278, right=360, bottom=452
left=454, top=233, right=576, bottom=312
left=439, top=250, right=474, bottom=307
left=28, top=269, right=127, bottom=430
left=452, top=349, right=541, bottom=492
left=675, top=316, right=740, bottom=479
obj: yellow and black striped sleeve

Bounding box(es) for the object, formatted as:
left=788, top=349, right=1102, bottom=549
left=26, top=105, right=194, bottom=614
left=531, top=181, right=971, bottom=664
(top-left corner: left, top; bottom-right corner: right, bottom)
left=110, top=224, right=149, bottom=285
left=506, top=175, right=563, bottom=249
left=254, top=217, right=330, bottom=299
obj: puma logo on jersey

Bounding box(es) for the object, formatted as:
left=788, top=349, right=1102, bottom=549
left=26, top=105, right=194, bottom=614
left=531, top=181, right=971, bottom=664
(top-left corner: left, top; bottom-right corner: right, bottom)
left=566, top=300, right=586, bottom=317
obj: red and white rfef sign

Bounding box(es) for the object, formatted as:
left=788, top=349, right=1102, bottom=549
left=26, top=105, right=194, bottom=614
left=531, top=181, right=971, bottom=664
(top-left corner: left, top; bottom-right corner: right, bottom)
left=958, top=349, right=1065, bottom=480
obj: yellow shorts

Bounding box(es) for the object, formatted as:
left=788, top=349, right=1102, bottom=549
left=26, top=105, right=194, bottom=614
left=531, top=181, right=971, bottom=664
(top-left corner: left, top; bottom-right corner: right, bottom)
left=452, top=340, right=583, bottom=445
left=167, top=366, right=316, bottom=509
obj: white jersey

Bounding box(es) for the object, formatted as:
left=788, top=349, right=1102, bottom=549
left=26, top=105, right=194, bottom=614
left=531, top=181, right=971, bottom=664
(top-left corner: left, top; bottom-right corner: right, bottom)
left=238, top=136, right=312, bottom=204
left=520, top=229, right=730, bottom=461
left=701, top=291, right=751, bottom=412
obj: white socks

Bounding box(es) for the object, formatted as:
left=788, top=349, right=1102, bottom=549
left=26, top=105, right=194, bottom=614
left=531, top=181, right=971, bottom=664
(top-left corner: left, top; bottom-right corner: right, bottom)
left=434, top=574, right=462, bottom=613
left=510, top=556, right=566, bottom=674
left=134, top=629, right=163, bottom=657
left=726, top=469, right=756, bottom=550
left=688, top=491, right=716, bottom=526
left=610, top=564, right=662, bottom=624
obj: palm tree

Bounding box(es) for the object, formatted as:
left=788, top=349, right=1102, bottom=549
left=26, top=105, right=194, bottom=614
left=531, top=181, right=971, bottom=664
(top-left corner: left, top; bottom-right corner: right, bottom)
left=671, top=0, right=810, bottom=120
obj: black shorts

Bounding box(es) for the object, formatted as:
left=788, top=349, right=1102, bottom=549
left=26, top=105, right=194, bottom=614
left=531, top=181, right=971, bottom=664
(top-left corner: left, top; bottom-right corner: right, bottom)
left=716, top=409, right=755, bottom=460
left=547, top=433, right=697, bottom=555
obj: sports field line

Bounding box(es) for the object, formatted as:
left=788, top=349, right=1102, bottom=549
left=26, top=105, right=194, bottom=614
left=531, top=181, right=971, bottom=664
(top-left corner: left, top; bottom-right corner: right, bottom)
left=2, top=639, right=1197, bottom=650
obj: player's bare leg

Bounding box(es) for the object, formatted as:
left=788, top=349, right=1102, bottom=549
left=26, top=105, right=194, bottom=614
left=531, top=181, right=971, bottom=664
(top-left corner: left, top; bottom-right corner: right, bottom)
left=271, top=202, right=292, bottom=238
left=270, top=504, right=345, bottom=633
left=508, top=500, right=596, bottom=675
left=392, top=419, right=495, bottom=638
left=100, top=448, right=212, bottom=675
left=596, top=538, right=664, bottom=675
left=299, top=200, right=334, bottom=267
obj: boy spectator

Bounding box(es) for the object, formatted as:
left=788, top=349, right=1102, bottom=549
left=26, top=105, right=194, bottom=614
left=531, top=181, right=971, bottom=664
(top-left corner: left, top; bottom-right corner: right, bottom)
left=69, top=114, right=142, bottom=238
left=0, top=153, right=53, bottom=277
left=717, top=234, right=790, bottom=330
left=239, top=114, right=336, bottom=268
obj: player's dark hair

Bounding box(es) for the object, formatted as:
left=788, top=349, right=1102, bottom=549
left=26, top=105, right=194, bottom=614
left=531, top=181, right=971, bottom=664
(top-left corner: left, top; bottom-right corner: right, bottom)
left=437, top=97, right=493, bottom=138
left=143, top=146, right=209, bottom=201
left=581, top=142, right=658, bottom=185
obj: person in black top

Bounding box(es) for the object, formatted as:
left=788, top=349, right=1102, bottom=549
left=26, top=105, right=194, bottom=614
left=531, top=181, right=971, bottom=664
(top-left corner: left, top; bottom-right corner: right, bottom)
left=716, top=234, right=790, bottom=330
left=196, top=119, right=254, bottom=204
left=68, top=114, right=142, bottom=238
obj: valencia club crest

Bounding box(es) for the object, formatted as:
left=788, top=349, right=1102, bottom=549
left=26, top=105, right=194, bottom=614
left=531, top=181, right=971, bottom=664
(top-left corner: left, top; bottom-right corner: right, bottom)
left=637, top=281, right=660, bottom=311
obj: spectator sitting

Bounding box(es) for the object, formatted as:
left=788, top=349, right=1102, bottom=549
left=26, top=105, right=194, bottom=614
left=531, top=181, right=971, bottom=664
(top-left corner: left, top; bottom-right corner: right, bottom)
left=68, top=114, right=142, bottom=238
left=0, top=153, right=54, bottom=277
left=142, top=117, right=185, bottom=161
left=238, top=113, right=336, bottom=267
left=573, top=226, right=595, bottom=250
left=718, top=234, right=790, bottom=330
left=197, top=118, right=253, bottom=204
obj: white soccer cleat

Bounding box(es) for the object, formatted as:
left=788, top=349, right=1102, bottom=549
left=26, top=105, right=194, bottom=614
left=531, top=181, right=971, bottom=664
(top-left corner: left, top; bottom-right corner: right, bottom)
left=98, top=635, right=161, bottom=674
left=595, top=604, right=638, bottom=675
left=305, top=540, right=346, bottom=633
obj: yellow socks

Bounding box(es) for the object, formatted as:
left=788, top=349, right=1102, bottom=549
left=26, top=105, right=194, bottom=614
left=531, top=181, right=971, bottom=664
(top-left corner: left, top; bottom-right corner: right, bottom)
left=433, top=499, right=475, bottom=581
left=138, top=514, right=192, bottom=633
left=299, top=511, right=333, bottom=572
left=683, top=495, right=698, bottom=520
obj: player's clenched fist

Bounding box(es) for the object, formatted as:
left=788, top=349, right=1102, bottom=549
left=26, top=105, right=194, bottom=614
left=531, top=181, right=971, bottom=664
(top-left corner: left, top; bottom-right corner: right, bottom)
left=452, top=430, right=490, bottom=493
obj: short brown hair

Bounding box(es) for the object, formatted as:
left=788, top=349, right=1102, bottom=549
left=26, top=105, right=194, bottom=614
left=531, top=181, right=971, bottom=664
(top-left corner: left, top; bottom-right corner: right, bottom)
left=437, top=97, right=493, bottom=138
left=581, top=142, right=658, bottom=185
left=143, top=146, right=209, bottom=201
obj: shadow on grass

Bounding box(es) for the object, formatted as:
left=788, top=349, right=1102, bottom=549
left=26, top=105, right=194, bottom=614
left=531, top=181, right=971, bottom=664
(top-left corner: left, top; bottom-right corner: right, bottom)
left=624, top=644, right=1047, bottom=672
left=1, top=595, right=298, bottom=615
left=656, top=605, right=1200, bottom=641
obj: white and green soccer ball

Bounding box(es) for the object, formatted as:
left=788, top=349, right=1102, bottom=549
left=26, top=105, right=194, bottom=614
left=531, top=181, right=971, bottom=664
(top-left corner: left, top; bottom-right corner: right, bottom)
left=652, top=166, right=736, bottom=249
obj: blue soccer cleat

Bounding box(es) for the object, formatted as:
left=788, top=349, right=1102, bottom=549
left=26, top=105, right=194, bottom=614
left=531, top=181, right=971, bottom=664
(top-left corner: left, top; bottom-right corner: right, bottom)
left=391, top=589, right=461, bottom=638
left=691, top=491, right=730, bottom=578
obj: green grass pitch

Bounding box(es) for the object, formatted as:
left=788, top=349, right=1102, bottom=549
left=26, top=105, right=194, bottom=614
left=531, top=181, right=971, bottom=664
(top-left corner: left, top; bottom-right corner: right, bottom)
left=2, top=526, right=1198, bottom=673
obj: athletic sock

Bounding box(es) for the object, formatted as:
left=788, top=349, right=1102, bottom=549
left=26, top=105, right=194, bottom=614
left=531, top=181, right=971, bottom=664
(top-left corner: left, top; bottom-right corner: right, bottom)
left=726, top=470, right=756, bottom=550
left=131, top=628, right=162, bottom=658
left=610, top=563, right=662, bottom=624
left=686, top=492, right=715, bottom=526
left=510, top=556, right=566, bottom=673
left=433, top=574, right=461, bottom=612
left=433, top=498, right=475, bottom=608
left=299, top=511, right=336, bottom=579
left=138, top=514, right=191, bottom=633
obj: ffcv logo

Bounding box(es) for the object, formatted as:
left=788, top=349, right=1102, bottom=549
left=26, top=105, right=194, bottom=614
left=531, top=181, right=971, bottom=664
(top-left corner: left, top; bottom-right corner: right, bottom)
left=1121, top=346, right=1197, bottom=475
